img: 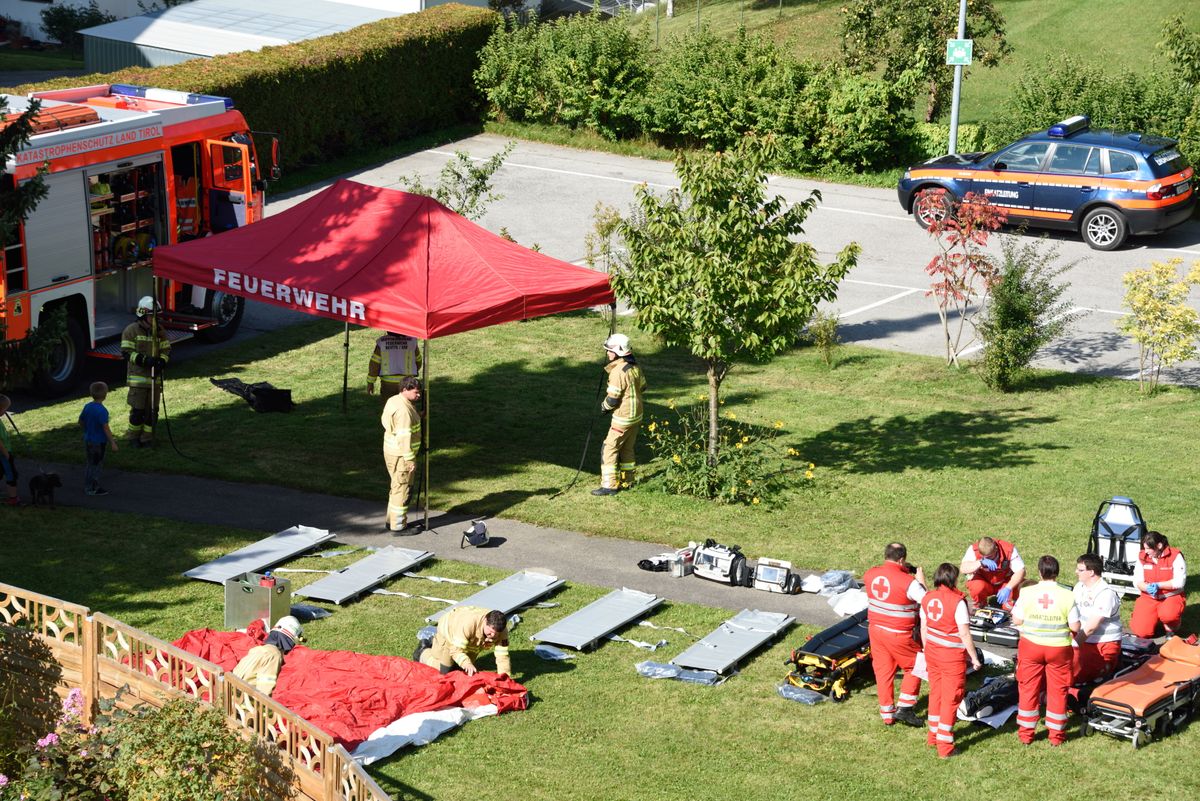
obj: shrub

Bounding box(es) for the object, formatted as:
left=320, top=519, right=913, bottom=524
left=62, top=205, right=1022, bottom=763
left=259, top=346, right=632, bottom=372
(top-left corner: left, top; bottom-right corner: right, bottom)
left=911, top=122, right=987, bottom=159
left=39, top=1, right=114, bottom=53
left=1117, top=258, right=1200, bottom=394
left=17, top=5, right=497, bottom=173
left=806, top=310, right=841, bottom=367
left=977, top=235, right=1080, bottom=392
left=643, top=402, right=812, bottom=504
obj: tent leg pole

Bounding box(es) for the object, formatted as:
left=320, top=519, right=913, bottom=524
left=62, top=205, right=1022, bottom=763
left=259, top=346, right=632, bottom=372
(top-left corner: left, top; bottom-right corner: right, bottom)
left=341, top=322, right=350, bottom=414
left=423, top=339, right=430, bottom=533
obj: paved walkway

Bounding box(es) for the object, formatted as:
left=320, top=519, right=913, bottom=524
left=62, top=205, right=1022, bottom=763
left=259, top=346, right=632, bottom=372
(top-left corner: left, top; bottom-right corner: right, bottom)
left=42, top=461, right=846, bottom=627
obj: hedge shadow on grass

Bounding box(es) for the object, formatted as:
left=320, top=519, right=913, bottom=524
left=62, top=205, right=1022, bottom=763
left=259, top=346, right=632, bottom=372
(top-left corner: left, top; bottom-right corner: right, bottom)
left=793, top=408, right=1063, bottom=474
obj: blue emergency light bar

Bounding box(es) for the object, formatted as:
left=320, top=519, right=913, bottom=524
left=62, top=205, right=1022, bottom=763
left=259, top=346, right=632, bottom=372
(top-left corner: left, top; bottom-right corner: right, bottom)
left=109, top=84, right=235, bottom=111
left=1048, top=115, right=1089, bottom=138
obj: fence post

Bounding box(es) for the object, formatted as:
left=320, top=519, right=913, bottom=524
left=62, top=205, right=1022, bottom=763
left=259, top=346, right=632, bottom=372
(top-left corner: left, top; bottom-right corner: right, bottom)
left=324, top=745, right=338, bottom=801
left=80, top=614, right=99, bottom=726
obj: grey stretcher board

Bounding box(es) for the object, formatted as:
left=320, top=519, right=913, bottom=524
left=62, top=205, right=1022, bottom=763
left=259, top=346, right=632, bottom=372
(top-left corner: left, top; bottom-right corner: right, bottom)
left=671, top=609, right=795, bottom=674
left=426, top=570, right=565, bottom=623
left=294, top=546, right=434, bottom=604
left=532, top=587, right=664, bottom=650
left=183, top=525, right=336, bottom=584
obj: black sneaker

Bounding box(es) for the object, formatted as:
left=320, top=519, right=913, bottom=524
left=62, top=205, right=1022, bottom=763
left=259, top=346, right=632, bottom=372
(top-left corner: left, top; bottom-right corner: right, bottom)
left=87, top=487, right=110, bottom=497
left=591, top=487, right=620, bottom=497
left=894, top=707, right=924, bottom=728
left=393, top=522, right=424, bottom=536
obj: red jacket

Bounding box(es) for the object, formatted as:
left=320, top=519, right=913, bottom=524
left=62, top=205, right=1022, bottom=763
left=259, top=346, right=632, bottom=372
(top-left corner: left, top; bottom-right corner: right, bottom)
left=922, top=587, right=966, bottom=650
left=972, top=539, right=1016, bottom=584
left=1139, top=546, right=1185, bottom=599
left=865, top=561, right=920, bottom=633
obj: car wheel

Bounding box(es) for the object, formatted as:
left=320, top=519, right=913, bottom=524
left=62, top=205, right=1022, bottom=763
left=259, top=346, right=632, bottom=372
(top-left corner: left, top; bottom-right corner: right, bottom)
left=1081, top=207, right=1128, bottom=251
left=197, top=290, right=245, bottom=344
left=33, top=315, right=88, bottom=398
left=914, top=188, right=953, bottom=230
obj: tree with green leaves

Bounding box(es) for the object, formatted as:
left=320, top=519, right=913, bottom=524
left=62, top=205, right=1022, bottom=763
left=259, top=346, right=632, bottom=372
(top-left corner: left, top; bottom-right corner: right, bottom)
left=841, top=0, right=1009, bottom=122
left=1117, top=258, right=1200, bottom=394
left=400, top=142, right=515, bottom=221
left=1, top=96, right=51, bottom=391
left=604, top=136, right=859, bottom=469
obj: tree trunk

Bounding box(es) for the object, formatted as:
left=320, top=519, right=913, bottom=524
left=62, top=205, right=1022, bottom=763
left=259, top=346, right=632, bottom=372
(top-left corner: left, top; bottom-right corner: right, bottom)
left=707, top=363, right=721, bottom=469
left=925, top=82, right=940, bottom=123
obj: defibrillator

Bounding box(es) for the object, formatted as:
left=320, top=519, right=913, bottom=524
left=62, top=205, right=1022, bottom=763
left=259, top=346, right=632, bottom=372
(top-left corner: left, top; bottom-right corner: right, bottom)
left=692, top=540, right=753, bottom=587
left=753, top=557, right=801, bottom=594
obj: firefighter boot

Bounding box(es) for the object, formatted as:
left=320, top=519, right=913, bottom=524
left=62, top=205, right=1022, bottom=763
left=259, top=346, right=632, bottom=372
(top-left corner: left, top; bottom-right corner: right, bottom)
left=894, top=707, right=924, bottom=728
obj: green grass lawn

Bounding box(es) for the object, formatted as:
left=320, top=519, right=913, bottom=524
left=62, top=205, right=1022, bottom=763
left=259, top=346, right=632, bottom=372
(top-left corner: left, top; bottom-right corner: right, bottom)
left=0, top=47, right=83, bottom=72
left=634, top=0, right=1200, bottom=125
left=3, top=509, right=1198, bottom=799
left=10, top=312, right=1200, bottom=613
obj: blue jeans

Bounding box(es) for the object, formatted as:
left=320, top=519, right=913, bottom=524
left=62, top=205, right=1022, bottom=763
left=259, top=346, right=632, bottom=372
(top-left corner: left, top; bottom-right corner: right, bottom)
left=84, top=442, right=106, bottom=491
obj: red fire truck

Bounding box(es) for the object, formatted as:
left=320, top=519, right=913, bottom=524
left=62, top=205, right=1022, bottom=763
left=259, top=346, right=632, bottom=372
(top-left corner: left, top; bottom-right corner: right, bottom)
left=1, top=83, right=278, bottom=395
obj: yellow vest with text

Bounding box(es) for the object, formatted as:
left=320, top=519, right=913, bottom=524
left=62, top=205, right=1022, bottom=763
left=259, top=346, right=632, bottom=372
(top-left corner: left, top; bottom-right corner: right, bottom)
left=1017, top=581, right=1075, bottom=647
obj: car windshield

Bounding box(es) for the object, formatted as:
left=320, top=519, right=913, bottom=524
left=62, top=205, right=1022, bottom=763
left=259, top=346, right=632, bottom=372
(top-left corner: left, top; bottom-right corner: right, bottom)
left=1148, top=147, right=1188, bottom=178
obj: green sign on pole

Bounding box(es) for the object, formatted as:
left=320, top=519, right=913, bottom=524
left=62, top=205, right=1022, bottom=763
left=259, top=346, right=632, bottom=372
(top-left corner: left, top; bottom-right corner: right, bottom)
left=946, top=38, right=973, bottom=66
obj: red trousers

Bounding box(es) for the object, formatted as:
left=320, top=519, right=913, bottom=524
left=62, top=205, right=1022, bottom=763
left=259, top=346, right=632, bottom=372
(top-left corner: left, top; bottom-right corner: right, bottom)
left=1016, top=639, right=1072, bottom=745
left=966, top=577, right=1019, bottom=609
left=1130, top=594, right=1185, bottom=638
left=869, top=625, right=922, bottom=724
left=1072, top=640, right=1120, bottom=685
left=924, top=643, right=967, bottom=757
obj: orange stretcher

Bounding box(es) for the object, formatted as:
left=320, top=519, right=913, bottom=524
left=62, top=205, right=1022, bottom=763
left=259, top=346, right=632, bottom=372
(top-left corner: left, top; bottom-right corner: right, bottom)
left=1082, top=636, right=1200, bottom=748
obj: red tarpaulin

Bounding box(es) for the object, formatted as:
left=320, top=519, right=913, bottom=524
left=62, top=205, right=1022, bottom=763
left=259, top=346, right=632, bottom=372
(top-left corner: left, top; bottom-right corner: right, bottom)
left=174, top=626, right=528, bottom=750
left=152, top=179, right=615, bottom=339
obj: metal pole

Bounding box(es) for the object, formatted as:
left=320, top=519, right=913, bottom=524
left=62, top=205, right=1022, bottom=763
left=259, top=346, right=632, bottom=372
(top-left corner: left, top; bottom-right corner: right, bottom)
left=150, top=275, right=160, bottom=439
left=341, top=322, right=350, bottom=413
left=422, top=338, right=429, bottom=533
left=947, top=0, right=967, bottom=154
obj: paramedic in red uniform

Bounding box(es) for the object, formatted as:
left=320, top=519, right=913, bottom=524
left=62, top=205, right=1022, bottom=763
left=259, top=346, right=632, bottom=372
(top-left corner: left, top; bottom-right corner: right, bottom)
left=864, top=542, right=926, bottom=727
left=1130, top=531, right=1187, bottom=638
left=1070, top=553, right=1123, bottom=684
left=960, top=536, right=1026, bottom=610
left=920, top=563, right=981, bottom=758
left=1012, top=555, right=1077, bottom=746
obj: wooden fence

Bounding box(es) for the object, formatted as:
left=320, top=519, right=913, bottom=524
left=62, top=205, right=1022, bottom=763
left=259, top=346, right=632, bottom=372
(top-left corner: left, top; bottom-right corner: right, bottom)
left=0, top=581, right=390, bottom=801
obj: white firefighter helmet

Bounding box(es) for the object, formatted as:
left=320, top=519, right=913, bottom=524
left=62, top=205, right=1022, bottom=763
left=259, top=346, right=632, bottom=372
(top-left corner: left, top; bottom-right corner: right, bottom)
left=603, top=333, right=632, bottom=357
left=135, top=296, right=159, bottom=317
left=274, top=615, right=304, bottom=641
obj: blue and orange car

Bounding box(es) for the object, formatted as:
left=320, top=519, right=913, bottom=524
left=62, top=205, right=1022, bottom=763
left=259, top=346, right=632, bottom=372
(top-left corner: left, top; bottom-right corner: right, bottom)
left=897, top=116, right=1195, bottom=250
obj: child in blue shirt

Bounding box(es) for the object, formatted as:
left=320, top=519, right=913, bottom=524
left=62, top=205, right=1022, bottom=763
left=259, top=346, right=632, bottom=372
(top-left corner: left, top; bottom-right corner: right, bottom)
left=79, top=382, right=118, bottom=496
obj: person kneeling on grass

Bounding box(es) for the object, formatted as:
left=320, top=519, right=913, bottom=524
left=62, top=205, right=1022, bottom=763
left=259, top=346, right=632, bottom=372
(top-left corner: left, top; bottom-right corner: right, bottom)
left=415, top=606, right=511, bottom=677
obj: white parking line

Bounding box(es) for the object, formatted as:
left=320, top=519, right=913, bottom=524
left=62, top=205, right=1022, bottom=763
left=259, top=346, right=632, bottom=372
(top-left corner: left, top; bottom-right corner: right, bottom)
left=838, top=288, right=922, bottom=319
left=821, top=205, right=909, bottom=222
left=846, top=278, right=924, bottom=292
left=429, top=149, right=677, bottom=189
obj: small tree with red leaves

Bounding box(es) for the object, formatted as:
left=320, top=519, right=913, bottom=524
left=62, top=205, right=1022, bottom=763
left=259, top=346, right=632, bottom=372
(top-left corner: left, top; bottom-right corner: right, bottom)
left=918, top=191, right=1008, bottom=366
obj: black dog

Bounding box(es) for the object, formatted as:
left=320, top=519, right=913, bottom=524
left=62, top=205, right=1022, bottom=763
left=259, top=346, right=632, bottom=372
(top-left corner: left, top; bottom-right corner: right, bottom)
left=29, top=472, right=62, bottom=508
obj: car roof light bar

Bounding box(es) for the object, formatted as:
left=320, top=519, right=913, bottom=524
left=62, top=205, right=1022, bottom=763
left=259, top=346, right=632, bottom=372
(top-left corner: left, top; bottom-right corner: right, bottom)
left=1048, top=115, right=1090, bottom=138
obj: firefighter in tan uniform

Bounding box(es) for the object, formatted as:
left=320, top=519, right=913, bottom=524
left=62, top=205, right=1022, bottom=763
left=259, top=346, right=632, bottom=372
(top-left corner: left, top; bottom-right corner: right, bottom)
left=417, top=606, right=512, bottom=677
left=120, top=296, right=171, bottom=447
left=381, top=376, right=422, bottom=533
left=367, top=332, right=422, bottom=399
left=232, top=616, right=303, bottom=697
left=593, top=333, right=646, bottom=496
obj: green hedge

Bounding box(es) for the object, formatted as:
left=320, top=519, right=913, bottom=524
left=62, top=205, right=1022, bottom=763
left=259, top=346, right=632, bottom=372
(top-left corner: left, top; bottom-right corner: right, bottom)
left=911, top=122, right=987, bottom=159
left=13, top=5, right=496, bottom=172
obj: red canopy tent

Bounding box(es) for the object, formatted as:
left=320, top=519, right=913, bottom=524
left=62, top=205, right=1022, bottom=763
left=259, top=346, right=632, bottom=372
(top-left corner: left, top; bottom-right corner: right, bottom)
left=152, top=178, right=614, bottom=336
left=153, top=179, right=615, bottom=525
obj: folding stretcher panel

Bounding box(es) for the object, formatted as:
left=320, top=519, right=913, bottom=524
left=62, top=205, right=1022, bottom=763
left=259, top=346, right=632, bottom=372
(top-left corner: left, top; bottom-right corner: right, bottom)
left=532, top=588, right=664, bottom=651
left=426, top=570, right=565, bottom=623
left=294, top=546, right=434, bottom=605
left=184, top=525, right=336, bottom=584
left=672, top=609, right=795, bottom=674
left=1084, top=636, right=1200, bottom=748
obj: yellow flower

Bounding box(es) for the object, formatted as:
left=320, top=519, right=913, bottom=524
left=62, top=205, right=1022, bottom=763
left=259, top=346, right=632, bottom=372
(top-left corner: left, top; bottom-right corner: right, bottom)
left=809, top=462, right=815, bottom=470
left=697, top=394, right=706, bottom=401
left=745, top=479, right=753, bottom=486
left=735, top=442, right=743, bottom=449
left=774, top=420, right=784, bottom=429
left=752, top=497, right=760, bottom=505
left=672, top=454, right=682, bottom=464
left=647, top=422, right=657, bottom=432
left=805, top=470, right=814, bottom=479
left=787, top=448, right=799, bottom=457
left=726, top=412, right=737, bottom=420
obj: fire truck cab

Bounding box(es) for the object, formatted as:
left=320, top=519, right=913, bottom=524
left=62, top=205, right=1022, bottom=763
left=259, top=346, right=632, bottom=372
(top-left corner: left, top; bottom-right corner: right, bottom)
left=1, top=84, right=277, bottom=395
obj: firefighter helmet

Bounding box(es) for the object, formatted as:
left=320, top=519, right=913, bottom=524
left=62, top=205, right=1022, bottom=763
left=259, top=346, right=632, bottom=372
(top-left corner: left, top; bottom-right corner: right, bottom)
left=603, top=333, right=632, bottom=356
left=274, top=615, right=304, bottom=641
left=135, top=296, right=159, bottom=317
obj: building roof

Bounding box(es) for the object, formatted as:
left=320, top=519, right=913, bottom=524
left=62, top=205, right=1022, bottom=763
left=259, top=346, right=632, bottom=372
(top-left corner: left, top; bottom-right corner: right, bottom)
left=80, top=0, right=414, bottom=57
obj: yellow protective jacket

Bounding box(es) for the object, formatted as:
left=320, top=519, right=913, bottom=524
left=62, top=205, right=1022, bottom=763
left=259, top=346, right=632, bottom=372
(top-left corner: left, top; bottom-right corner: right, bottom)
left=382, top=393, right=421, bottom=461
left=1015, top=581, right=1076, bottom=647
left=601, top=357, right=646, bottom=428
left=232, top=643, right=284, bottom=697
left=367, top=334, right=422, bottom=387
left=432, top=605, right=511, bottom=675
left=120, top=320, right=171, bottom=388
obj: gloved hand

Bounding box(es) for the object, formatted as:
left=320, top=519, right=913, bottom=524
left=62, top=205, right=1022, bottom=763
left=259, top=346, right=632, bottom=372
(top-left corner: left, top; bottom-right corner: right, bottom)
left=996, top=586, right=1012, bottom=606
left=980, top=557, right=999, bottom=571
left=133, top=353, right=148, bottom=367
left=1147, top=583, right=1160, bottom=596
